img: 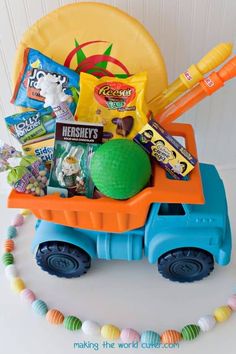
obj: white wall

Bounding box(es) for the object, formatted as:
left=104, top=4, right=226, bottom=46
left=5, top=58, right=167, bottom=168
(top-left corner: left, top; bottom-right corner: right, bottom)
left=0, top=0, right=236, bottom=169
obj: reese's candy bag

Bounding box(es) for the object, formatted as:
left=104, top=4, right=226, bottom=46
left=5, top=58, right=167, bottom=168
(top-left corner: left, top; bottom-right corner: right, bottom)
left=75, top=72, right=148, bottom=140
left=11, top=48, right=79, bottom=113
left=5, top=107, right=56, bottom=144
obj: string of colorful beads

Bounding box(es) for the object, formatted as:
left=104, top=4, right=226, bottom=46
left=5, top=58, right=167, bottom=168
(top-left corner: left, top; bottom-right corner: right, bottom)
left=1, top=210, right=236, bottom=345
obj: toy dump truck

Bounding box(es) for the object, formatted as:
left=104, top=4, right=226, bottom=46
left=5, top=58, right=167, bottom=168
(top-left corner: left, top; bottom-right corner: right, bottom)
left=8, top=123, right=231, bottom=283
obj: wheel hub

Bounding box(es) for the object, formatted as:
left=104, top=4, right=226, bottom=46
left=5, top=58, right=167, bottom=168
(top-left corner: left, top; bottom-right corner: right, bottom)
left=47, top=254, right=79, bottom=273
left=170, top=259, right=203, bottom=277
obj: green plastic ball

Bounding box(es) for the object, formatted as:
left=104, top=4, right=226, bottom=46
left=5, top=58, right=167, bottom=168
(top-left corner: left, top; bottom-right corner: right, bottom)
left=91, top=139, right=151, bottom=199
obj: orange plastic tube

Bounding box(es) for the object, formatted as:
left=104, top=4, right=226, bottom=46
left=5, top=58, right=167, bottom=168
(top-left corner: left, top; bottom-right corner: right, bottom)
left=157, top=56, right=236, bottom=125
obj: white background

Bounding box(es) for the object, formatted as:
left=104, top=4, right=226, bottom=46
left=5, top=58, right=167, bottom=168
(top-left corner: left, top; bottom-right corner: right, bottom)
left=1, top=1, right=236, bottom=354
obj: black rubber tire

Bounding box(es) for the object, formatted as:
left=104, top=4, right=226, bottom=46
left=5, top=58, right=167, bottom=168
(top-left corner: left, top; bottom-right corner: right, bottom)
left=158, top=247, right=214, bottom=283
left=36, top=241, right=91, bottom=278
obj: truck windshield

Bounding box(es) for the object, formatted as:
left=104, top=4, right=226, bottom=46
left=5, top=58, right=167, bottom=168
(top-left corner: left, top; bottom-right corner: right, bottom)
left=158, top=203, right=186, bottom=216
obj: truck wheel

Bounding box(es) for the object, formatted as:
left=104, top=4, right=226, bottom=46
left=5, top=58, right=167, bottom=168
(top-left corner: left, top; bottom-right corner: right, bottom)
left=36, top=241, right=91, bottom=278
left=158, top=247, right=214, bottom=283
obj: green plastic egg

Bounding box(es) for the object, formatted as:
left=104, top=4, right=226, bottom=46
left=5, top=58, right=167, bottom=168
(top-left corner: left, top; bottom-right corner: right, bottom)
left=64, top=316, right=82, bottom=331
left=181, top=324, right=200, bottom=341
left=91, top=139, right=151, bottom=199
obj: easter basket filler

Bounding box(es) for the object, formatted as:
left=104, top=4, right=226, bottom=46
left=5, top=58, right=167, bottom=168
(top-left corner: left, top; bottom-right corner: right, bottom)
left=3, top=1, right=236, bottom=345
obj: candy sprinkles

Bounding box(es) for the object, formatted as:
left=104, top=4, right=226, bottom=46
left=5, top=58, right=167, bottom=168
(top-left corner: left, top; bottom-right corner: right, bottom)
left=2, top=212, right=236, bottom=346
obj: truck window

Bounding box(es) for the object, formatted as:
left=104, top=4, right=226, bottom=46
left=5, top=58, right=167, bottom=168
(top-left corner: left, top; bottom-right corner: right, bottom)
left=158, top=203, right=185, bottom=216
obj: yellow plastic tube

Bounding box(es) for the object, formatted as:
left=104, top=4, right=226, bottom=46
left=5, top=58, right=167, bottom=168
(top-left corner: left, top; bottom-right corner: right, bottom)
left=149, top=42, right=233, bottom=114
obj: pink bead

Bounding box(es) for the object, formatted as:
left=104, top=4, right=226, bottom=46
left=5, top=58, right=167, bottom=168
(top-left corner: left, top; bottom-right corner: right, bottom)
left=120, top=328, right=141, bottom=343
left=20, top=289, right=36, bottom=304
left=11, top=214, right=24, bottom=227
left=228, top=294, right=236, bottom=310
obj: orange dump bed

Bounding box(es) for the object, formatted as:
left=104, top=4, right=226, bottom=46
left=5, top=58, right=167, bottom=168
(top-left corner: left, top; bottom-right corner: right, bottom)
left=8, top=123, right=204, bottom=233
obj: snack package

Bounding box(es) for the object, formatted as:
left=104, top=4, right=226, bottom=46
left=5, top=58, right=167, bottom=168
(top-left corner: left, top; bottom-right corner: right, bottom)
left=5, top=107, right=56, bottom=144
left=11, top=48, right=80, bottom=113
left=0, top=141, right=22, bottom=160
left=48, top=121, right=103, bottom=198
left=134, top=119, right=197, bottom=180
left=20, top=156, right=49, bottom=188
left=75, top=72, right=148, bottom=140
left=7, top=166, right=44, bottom=196
left=22, top=136, right=54, bottom=164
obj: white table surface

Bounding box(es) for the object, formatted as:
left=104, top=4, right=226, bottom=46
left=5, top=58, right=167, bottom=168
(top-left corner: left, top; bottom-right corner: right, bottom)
left=0, top=167, right=236, bottom=354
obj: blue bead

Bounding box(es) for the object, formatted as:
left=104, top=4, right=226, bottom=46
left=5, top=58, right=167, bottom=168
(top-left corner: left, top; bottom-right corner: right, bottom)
left=7, top=226, right=17, bottom=239
left=141, top=330, right=160, bottom=345
left=32, top=299, right=48, bottom=316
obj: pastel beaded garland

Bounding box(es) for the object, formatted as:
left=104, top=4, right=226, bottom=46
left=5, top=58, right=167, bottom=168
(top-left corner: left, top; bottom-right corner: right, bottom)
left=197, top=315, right=216, bottom=332
left=11, top=277, right=25, bottom=293
left=2, top=252, right=14, bottom=266
left=64, top=316, right=82, bottom=331
left=214, top=306, right=232, bottom=322
left=82, top=320, right=101, bottom=336
left=7, top=225, right=17, bottom=239
left=20, top=288, right=36, bottom=304
left=161, top=330, right=182, bottom=344
left=32, top=299, right=48, bottom=316
left=181, top=324, right=200, bottom=341
left=20, top=209, right=31, bottom=216
left=3, top=239, right=15, bottom=252
left=101, top=324, right=120, bottom=340
left=2, top=211, right=236, bottom=345
left=120, top=328, right=140, bottom=343
left=46, top=309, right=64, bottom=325
left=11, top=214, right=24, bottom=227
left=5, top=264, right=18, bottom=279
left=141, top=330, right=160, bottom=345
left=227, top=294, right=236, bottom=311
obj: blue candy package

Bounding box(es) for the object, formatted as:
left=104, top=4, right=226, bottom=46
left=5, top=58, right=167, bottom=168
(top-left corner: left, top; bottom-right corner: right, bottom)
left=5, top=107, right=56, bottom=144
left=11, top=48, right=80, bottom=113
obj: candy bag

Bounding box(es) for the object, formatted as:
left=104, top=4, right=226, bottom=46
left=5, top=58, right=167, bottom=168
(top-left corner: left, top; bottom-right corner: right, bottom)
left=5, top=107, right=56, bottom=144
left=75, top=72, right=148, bottom=140
left=20, top=156, right=49, bottom=188
left=7, top=166, right=44, bottom=196
left=11, top=48, right=79, bottom=113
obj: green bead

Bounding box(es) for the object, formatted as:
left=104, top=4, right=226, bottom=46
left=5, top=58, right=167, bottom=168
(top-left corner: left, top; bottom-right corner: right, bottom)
left=181, top=324, right=200, bottom=341
left=2, top=252, right=14, bottom=266
left=7, top=226, right=17, bottom=239
left=63, top=316, right=82, bottom=331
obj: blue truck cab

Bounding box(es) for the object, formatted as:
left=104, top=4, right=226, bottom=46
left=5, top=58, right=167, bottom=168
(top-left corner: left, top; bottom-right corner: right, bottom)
left=33, top=163, right=231, bottom=283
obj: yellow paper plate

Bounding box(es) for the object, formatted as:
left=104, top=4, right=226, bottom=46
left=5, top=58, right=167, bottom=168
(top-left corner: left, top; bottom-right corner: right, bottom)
left=12, top=2, right=167, bottom=111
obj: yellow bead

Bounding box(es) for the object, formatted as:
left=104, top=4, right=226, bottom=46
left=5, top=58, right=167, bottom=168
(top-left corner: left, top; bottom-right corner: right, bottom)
left=101, top=324, right=120, bottom=340
left=214, top=306, right=232, bottom=322
left=20, top=209, right=31, bottom=216
left=11, top=277, right=26, bottom=293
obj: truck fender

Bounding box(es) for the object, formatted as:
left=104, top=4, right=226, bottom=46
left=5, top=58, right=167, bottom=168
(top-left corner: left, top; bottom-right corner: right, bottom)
left=147, top=227, right=230, bottom=266
left=32, top=221, right=97, bottom=258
